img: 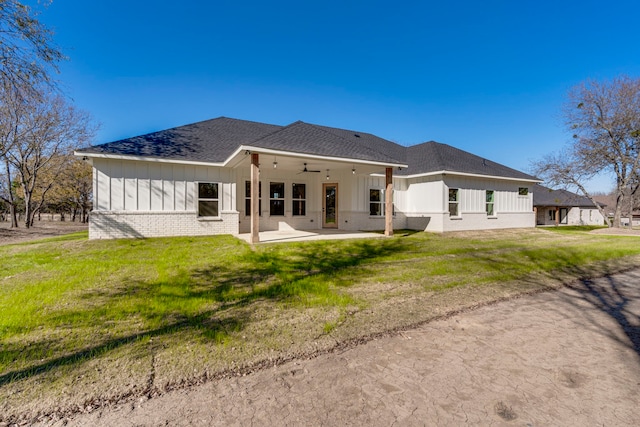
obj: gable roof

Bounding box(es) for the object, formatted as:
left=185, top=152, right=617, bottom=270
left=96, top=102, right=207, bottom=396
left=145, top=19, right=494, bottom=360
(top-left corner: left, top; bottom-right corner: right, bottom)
left=533, top=184, right=599, bottom=208
left=78, top=116, right=539, bottom=181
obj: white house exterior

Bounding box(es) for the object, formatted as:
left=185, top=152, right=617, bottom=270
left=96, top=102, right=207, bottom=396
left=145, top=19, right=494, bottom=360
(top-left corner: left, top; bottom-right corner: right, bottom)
left=76, top=117, right=540, bottom=240
left=533, top=184, right=605, bottom=226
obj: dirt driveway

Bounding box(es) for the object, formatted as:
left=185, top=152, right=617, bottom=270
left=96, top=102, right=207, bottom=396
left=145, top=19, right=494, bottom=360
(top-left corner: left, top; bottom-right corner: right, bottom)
left=58, top=269, right=640, bottom=426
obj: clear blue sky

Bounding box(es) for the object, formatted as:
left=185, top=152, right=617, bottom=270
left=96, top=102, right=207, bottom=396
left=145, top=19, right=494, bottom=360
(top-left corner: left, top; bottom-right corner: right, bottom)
left=30, top=0, right=640, bottom=192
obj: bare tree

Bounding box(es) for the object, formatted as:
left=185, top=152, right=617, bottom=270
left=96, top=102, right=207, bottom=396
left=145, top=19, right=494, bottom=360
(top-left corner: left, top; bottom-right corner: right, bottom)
left=532, top=75, right=640, bottom=227
left=0, top=81, right=24, bottom=226
left=0, top=0, right=64, bottom=92
left=3, top=89, right=94, bottom=228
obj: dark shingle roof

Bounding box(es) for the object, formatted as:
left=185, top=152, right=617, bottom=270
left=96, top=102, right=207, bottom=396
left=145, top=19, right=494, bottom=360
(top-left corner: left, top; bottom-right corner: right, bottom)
left=533, top=184, right=598, bottom=207
left=80, top=117, right=539, bottom=181
left=81, top=117, right=283, bottom=163
left=250, top=121, right=405, bottom=164
left=397, top=141, right=538, bottom=181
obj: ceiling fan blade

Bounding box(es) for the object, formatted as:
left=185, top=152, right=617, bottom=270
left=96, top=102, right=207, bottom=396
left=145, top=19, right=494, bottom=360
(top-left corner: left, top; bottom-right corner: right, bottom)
left=299, top=163, right=322, bottom=173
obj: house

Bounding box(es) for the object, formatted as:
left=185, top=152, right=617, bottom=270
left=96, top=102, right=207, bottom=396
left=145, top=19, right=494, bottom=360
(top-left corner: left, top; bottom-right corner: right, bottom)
left=75, top=117, right=541, bottom=241
left=533, top=184, right=605, bottom=226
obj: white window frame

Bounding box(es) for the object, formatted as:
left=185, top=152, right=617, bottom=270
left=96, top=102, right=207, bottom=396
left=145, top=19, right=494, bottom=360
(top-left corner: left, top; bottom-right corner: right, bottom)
left=269, top=182, right=285, bottom=216
left=448, top=188, right=460, bottom=217
left=369, top=188, right=395, bottom=217
left=486, top=190, right=495, bottom=216
left=245, top=180, right=261, bottom=217
left=197, top=182, right=220, bottom=218
left=292, top=183, right=306, bottom=216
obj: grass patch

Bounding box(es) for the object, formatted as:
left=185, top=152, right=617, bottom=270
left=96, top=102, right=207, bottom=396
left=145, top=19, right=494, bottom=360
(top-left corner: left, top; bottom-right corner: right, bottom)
left=1, top=226, right=640, bottom=421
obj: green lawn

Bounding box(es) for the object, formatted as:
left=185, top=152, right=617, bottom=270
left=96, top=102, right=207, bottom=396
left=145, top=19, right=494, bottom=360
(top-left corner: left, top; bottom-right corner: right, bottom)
left=1, top=226, right=639, bottom=421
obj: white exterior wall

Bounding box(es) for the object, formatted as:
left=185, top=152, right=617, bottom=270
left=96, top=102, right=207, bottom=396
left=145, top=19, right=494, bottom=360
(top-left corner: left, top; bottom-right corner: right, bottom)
left=341, top=175, right=407, bottom=231
left=90, top=159, right=238, bottom=239
left=440, top=176, right=535, bottom=231
left=90, top=158, right=538, bottom=238
left=236, top=171, right=407, bottom=233
left=398, top=175, right=445, bottom=231
left=236, top=168, right=322, bottom=233
left=89, top=211, right=239, bottom=239
left=396, top=174, right=535, bottom=232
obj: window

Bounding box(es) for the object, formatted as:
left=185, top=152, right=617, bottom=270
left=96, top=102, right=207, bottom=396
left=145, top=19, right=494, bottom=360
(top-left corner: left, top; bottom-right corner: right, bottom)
left=197, top=182, right=219, bottom=217
left=486, top=190, right=495, bottom=216
left=369, top=189, right=395, bottom=216
left=245, top=181, right=261, bottom=216
left=548, top=209, right=556, bottom=221
left=269, top=182, right=285, bottom=216
left=292, top=183, right=306, bottom=216
left=369, top=189, right=383, bottom=216
left=518, top=187, right=529, bottom=196
left=449, top=188, right=459, bottom=216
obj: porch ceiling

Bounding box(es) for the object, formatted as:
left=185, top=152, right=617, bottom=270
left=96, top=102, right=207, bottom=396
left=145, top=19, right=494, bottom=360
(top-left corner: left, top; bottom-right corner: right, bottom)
left=230, top=151, right=398, bottom=176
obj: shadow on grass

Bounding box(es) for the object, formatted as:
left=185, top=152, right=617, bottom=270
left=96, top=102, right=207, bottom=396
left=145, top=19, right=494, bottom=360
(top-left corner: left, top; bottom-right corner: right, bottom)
left=0, top=237, right=406, bottom=386
left=0, top=312, right=244, bottom=386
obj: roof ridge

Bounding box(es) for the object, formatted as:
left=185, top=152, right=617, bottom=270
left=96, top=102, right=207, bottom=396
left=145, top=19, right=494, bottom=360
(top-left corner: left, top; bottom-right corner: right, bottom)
left=310, top=122, right=408, bottom=164
left=242, top=120, right=296, bottom=145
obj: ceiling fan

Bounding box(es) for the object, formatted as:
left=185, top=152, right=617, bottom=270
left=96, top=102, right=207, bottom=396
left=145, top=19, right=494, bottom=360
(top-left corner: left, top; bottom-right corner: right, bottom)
left=298, top=163, right=321, bottom=173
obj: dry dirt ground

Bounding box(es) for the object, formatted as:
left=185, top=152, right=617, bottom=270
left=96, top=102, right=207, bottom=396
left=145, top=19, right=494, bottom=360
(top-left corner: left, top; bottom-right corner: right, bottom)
left=0, top=220, right=87, bottom=245
left=49, top=268, right=640, bottom=427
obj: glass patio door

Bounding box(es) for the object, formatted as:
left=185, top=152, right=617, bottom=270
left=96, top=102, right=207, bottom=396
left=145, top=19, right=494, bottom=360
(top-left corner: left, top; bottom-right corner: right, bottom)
left=323, top=183, right=338, bottom=228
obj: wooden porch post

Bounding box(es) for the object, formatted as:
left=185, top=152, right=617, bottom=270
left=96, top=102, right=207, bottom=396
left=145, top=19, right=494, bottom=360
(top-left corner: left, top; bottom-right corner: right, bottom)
left=555, top=207, right=559, bottom=225
left=385, top=167, right=393, bottom=237
left=250, top=153, right=260, bottom=243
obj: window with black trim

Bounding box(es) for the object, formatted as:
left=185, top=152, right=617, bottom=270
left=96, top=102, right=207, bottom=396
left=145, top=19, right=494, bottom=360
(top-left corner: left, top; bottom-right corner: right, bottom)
left=198, top=182, right=219, bottom=217
left=270, top=182, right=285, bottom=216
left=518, top=187, right=529, bottom=196
left=292, top=183, right=306, bottom=216
left=245, top=181, right=261, bottom=216
left=449, top=188, right=459, bottom=217
left=486, top=190, right=495, bottom=216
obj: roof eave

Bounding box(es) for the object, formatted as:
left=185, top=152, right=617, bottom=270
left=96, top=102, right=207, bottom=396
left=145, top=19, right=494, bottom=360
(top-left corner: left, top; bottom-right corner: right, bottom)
left=75, top=146, right=409, bottom=169
left=393, top=170, right=541, bottom=183
left=236, top=145, right=408, bottom=168
left=74, top=151, right=227, bottom=167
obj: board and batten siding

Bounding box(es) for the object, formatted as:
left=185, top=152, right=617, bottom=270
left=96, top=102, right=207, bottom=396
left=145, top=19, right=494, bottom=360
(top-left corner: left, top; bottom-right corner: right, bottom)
left=443, top=176, right=532, bottom=214
left=90, top=159, right=239, bottom=239
left=93, top=159, right=236, bottom=213
left=393, top=174, right=535, bottom=232
left=440, top=175, right=534, bottom=231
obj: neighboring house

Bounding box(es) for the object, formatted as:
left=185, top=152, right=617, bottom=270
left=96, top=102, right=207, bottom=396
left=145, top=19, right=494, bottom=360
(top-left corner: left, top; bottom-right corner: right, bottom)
left=75, top=117, right=540, bottom=240
left=533, top=184, right=604, bottom=226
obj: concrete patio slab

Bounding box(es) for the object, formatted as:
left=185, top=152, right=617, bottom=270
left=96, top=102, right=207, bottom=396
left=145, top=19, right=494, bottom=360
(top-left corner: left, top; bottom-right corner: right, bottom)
left=236, top=229, right=384, bottom=243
